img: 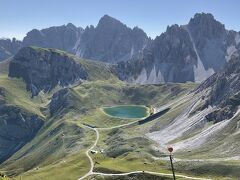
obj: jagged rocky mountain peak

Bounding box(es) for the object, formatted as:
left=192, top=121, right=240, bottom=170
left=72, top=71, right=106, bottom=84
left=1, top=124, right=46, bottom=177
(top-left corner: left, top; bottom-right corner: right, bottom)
left=96, top=14, right=131, bottom=33
left=188, top=12, right=226, bottom=38
left=159, top=24, right=190, bottom=43
left=113, top=12, right=239, bottom=84
left=166, top=24, right=181, bottom=32
left=98, top=14, right=121, bottom=25
left=96, top=14, right=127, bottom=32
left=190, top=12, right=215, bottom=22
left=74, top=14, right=149, bottom=63
left=132, top=26, right=148, bottom=36
left=66, top=22, right=77, bottom=28
left=189, top=12, right=220, bottom=26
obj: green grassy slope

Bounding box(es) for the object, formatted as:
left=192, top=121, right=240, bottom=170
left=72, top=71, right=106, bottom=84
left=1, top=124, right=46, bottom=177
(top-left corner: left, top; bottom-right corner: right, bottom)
left=89, top=173, right=172, bottom=180
left=0, top=75, right=197, bottom=179
left=0, top=58, right=49, bottom=118
left=2, top=47, right=238, bottom=179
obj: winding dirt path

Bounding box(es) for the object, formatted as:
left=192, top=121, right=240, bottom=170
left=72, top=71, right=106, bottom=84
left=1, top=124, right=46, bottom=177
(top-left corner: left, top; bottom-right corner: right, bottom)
left=78, top=127, right=99, bottom=180
left=92, top=171, right=211, bottom=180
left=78, top=121, right=211, bottom=180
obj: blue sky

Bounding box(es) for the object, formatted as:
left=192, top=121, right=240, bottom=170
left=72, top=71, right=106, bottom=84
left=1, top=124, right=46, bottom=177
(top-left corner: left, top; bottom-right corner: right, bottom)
left=1, top=0, right=239, bottom=40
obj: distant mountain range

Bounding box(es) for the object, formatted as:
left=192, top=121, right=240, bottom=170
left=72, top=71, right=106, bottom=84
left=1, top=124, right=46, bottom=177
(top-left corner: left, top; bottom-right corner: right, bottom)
left=114, top=13, right=240, bottom=83
left=0, top=15, right=149, bottom=64
left=1, top=13, right=240, bottom=83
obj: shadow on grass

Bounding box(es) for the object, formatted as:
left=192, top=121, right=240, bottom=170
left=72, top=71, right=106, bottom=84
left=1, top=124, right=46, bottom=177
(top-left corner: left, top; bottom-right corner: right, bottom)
left=138, top=108, right=170, bottom=125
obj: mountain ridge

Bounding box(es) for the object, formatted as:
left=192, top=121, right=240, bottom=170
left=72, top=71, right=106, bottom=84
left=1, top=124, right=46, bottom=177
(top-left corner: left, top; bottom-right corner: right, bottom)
left=115, top=13, right=240, bottom=83
left=1, top=13, right=240, bottom=84
left=0, top=14, right=149, bottom=64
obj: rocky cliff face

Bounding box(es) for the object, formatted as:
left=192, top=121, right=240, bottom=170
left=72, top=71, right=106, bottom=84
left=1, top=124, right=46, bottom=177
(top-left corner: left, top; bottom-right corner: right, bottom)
left=196, top=50, right=240, bottom=122
left=8, top=47, right=88, bottom=96
left=75, top=15, right=149, bottom=63
left=0, top=38, right=22, bottom=61
left=114, top=13, right=240, bottom=84
left=187, top=13, right=238, bottom=72
left=49, top=88, right=70, bottom=115
left=0, top=87, right=43, bottom=162
left=114, top=25, right=197, bottom=83
left=22, top=23, right=84, bottom=53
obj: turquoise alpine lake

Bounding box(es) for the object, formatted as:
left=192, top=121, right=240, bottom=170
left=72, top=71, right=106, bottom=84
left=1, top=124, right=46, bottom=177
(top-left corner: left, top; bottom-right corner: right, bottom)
left=102, top=105, right=148, bottom=119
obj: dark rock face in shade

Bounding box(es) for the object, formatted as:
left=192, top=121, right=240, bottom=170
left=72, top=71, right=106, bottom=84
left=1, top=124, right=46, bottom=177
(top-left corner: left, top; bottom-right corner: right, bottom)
left=0, top=87, right=44, bottom=162
left=8, top=47, right=88, bottom=96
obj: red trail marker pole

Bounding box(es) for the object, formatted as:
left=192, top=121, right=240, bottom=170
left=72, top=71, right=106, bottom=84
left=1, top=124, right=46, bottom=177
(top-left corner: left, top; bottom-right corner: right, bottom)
left=168, top=146, right=176, bottom=180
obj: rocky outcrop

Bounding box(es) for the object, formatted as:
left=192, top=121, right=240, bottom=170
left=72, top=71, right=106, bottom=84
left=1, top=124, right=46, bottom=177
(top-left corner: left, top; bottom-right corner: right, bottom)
left=49, top=88, right=70, bottom=115
left=0, top=88, right=43, bottom=162
left=0, top=38, right=22, bottom=61
left=196, top=51, right=240, bottom=122
left=75, top=15, right=150, bottom=63
left=8, top=47, right=88, bottom=96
